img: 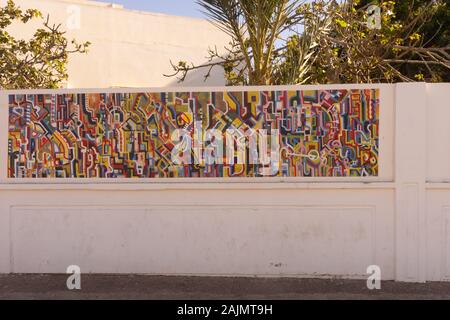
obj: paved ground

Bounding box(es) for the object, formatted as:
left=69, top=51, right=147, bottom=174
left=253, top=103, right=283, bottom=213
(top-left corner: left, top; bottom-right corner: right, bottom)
left=1, top=274, right=450, bottom=299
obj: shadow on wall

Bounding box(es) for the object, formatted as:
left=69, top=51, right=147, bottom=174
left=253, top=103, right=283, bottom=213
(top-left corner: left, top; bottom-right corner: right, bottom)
left=165, top=58, right=227, bottom=87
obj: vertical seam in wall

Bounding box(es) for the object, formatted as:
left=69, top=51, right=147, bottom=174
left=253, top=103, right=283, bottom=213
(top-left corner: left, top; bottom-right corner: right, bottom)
left=9, top=205, right=13, bottom=273
left=393, top=83, right=398, bottom=279
left=416, top=184, right=421, bottom=280
left=392, top=85, right=397, bottom=185
left=443, top=205, right=449, bottom=280
left=423, top=83, right=429, bottom=281
left=370, top=205, right=377, bottom=269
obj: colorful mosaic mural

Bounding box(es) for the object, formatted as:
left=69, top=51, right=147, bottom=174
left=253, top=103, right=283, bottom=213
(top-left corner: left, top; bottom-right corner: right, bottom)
left=7, top=89, right=380, bottom=178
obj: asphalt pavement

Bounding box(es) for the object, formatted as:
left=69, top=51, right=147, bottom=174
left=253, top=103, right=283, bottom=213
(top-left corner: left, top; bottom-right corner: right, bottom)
left=1, top=274, right=450, bottom=299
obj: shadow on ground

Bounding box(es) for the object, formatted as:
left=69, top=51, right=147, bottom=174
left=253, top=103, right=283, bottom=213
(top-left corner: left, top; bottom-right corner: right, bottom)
left=1, top=274, right=450, bottom=299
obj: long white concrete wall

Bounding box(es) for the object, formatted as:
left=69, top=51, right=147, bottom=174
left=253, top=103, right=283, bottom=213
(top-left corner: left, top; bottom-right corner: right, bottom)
left=0, top=83, right=448, bottom=282
left=5, top=0, right=230, bottom=88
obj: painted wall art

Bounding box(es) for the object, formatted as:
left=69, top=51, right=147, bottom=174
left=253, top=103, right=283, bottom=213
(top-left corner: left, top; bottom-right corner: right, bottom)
left=7, top=89, right=380, bottom=178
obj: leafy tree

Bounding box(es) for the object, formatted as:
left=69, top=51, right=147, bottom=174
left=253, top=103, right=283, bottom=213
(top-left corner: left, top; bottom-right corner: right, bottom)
left=356, top=0, right=450, bottom=81
left=166, top=0, right=330, bottom=85
left=308, top=0, right=450, bottom=83
left=0, top=0, right=90, bottom=89
left=166, top=0, right=449, bottom=85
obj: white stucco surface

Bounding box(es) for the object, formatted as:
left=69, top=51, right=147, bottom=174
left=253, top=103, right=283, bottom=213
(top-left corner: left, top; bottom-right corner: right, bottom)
left=6, top=0, right=230, bottom=88
left=0, top=83, right=449, bottom=282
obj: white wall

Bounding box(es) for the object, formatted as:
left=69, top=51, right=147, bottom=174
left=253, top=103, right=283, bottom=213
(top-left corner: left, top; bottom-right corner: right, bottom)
left=6, top=0, right=230, bottom=88
left=0, top=80, right=449, bottom=281
left=2, top=185, right=395, bottom=278
left=426, top=83, right=450, bottom=281
left=0, top=83, right=397, bottom=280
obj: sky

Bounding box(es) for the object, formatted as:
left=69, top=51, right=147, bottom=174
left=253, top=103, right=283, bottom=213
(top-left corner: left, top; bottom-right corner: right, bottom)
left=96, top=0, right=206, bottom=18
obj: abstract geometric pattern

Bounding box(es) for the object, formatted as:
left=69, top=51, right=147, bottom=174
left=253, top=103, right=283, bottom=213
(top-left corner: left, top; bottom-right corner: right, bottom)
left=8, top=89, right=379, bottom=178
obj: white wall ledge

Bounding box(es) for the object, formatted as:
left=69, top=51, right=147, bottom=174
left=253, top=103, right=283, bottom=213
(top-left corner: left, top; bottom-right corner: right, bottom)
left=0, top=181, right=396, bottom=191
left=426, top=182, right=450, bottom=189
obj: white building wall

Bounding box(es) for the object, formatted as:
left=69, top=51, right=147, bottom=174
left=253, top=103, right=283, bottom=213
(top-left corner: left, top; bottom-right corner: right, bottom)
left=1, top=83, right=448, bottom=282
left=426, top=83, right=450, bottom=281
left=6, top=0, right=230, bottom=88
left=3, top=184, right=395, bottom=278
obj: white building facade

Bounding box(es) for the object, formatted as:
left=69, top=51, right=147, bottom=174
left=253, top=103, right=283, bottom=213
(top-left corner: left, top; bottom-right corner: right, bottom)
left=6, top=0, right=230, bottom=88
